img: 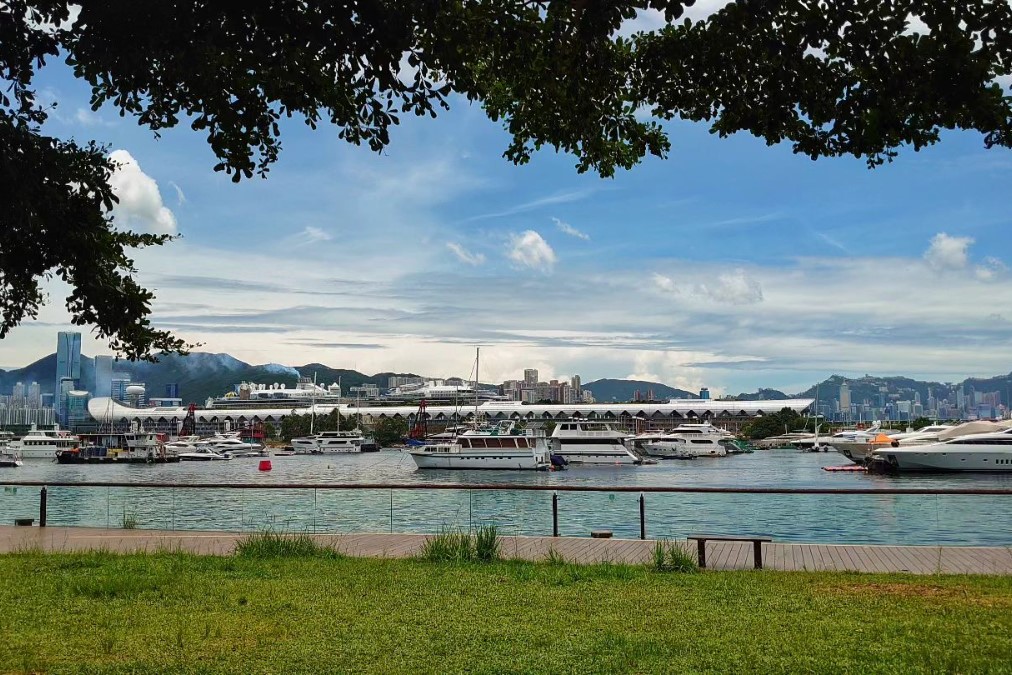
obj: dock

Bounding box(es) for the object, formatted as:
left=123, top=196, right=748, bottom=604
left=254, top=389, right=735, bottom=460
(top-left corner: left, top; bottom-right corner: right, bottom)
left=2, top=526, right=1010, bottom=575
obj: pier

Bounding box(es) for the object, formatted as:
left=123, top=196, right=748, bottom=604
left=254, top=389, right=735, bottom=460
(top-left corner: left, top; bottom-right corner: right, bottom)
left=3, top=526, right=1010, bottom=574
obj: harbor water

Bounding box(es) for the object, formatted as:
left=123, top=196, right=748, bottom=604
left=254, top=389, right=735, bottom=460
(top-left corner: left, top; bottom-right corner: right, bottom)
left=2, top=449, right=1010, bottom=545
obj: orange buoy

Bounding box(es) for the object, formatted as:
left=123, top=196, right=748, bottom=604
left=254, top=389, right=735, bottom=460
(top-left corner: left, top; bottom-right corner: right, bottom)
left=258, top=460, right=272, bottom=471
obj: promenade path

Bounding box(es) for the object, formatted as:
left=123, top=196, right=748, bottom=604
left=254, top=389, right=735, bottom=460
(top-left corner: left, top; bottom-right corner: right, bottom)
left=2, top=526, right=1011, bottom=574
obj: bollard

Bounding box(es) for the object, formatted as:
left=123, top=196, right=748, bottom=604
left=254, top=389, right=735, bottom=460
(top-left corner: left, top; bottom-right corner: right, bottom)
left=40, top=486, right=47, bottom=527
left=552, top=491, right=559, bottom=537
left=639, top=492, right=645, bottom=540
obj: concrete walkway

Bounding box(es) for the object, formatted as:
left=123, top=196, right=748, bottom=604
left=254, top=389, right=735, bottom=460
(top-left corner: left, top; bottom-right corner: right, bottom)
left=2, top=526, right=1010, bottom=575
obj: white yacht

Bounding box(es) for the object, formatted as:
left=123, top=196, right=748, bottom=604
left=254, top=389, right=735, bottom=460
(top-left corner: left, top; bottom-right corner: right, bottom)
left=291, top=430, right=364, bottom=454
left=871, top=428, right=1012, bottom=472
left=410, top=422, right=550, bottom=470
left=550, top=421, right=640, bottom=464
left=0, top=433, right=22, bottom=468
left=887, top=424, right=955, bottom=443
left=178, top=446, right=232, bottom=461
left=633, top=423, right=732, bottom=459
left=204, top=436, right=266, bottom=457
left=9, top=428, right=81, bottom=459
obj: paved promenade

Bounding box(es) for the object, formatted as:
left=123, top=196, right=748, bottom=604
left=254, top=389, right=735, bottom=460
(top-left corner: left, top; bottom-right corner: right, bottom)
left=2, top=526, right=1010, bottom=574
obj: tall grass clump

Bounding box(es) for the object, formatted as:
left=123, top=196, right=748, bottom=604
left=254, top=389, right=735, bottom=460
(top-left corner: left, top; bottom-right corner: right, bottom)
left=235, top=530, right=339, bottom=559
left=419, top=527, right=475, bottom=563
left=474, top=525, right=501, bottom=562
left=652, top=540, right=699, bottom=573
left=121, top=513, right=138, bottom=529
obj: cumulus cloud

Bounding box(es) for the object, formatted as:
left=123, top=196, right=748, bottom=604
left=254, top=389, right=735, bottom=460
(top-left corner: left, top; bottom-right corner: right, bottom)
left=507, top=230, right=557, bottom=272
left=924, top=232, right=973, bottom=271
left=108, top=150, right=177, bottom=234
left=447, top=242, right=486, bottom=266
left=695, top=269, right=764, bottom=305
left=553, top=217, right=589, bottom=240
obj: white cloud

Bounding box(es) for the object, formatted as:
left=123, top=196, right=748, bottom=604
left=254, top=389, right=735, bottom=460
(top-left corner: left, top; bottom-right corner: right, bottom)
left=107, top=150, right=178, bottom=234
left=298, top=226, right=332, bottom=244
left=695, top=269, right=764, bottom=305
left=446, top=242, right=486, bottom=266
left=652, top=273, right=677, bottom=293
left=924, top=232, right=973, bottom=271
left=975, top=256, right=1007, bottom=281
left=507, top=230, right=557, bottom=272
left=74, top=107, right=112, bottom=127
left=553, top=217, right=590, bottom=241
left=169, top=181, right=187, bottom=206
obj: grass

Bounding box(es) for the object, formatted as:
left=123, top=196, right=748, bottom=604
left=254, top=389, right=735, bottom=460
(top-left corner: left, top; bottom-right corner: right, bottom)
left=234, top=530, right=342, bottom=559
left=0, top=551, right=1009, bottom=673
left=419, top=525, right=501, bottom=563
left=652, top=540, right=699, bottom=573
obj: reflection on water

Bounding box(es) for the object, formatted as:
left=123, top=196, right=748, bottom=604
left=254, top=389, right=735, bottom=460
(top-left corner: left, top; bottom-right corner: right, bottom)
left=1, top=449, right=1010, bottom=545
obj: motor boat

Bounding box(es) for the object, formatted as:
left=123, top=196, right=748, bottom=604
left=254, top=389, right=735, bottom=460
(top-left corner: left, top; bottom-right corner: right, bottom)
left=0, top=434, right=22, bottom=468
left=635, top=423, right=732, bottom=459
left=550, top=421, right=640, bottom=464
left=870, top=427, right=1012, bottom=472
left=203, top=436, right=266, bottom=457
left=290, top=430, right=365, bottom=454
left=178, top=446, right=232, bottom=461
left=409, top=422, right=550, bottom=470
left=8, top=428, right=80, bottom=459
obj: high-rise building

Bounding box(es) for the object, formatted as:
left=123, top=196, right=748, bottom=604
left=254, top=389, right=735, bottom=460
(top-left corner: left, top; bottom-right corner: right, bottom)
left=839, top=382, right=851, bottom=418
left=570, top=375, right=581, bottom=395
left=699, top=387, right=710, bottom=400
left=523, top=369, right=539, bottom=386
left=11, top=382, right=25, bottom=406
left=27, top=382, right=41, bottom=407
left=55, top=331, right=82, bottom=397
left=165, top=383, right=180, bottom=399
left=111, top=378, right=130, bottom=402
left=93, top=355, right=114, bottom=398
left=58, top=377, right=75, bottom=424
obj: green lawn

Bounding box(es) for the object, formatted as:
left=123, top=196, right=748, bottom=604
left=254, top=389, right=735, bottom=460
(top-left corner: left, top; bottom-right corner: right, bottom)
left=1, top=551, right=1010, bottom=673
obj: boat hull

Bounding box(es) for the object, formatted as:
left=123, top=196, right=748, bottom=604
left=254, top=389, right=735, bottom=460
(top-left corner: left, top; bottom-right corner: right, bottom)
left=873, top=450, right=1012, bottom=472
left=409, top=451, right=546, bottom=470
left=56, top=453, right=180, bottom=464
left=553, top=446, right=640, bottom=464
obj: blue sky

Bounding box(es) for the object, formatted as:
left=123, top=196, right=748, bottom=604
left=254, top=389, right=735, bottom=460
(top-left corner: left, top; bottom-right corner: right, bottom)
left=6, top=45, right=1012, bottom=396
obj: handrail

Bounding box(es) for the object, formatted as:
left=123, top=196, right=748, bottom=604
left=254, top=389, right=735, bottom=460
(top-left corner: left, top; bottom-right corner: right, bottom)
left=1, top=480, right=1010, bottom=495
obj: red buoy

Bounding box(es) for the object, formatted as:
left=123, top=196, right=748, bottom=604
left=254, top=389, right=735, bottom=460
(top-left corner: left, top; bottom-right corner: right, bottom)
left=258, top=460, right=272, bottom=471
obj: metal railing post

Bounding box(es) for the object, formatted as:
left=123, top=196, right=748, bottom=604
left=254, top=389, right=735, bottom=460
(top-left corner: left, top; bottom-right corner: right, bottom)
left=639, top=492, right=645, bottom=540
left=552, top=491, right=559, bottom=537
left=40, top=486, right=47, bottom=527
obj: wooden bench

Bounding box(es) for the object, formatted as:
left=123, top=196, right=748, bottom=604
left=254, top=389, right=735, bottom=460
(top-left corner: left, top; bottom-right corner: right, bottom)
left=687, top=534, right=773, bottom=569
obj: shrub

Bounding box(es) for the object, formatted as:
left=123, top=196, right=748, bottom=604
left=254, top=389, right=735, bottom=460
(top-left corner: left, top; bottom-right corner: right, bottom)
left=419, top=527, right=475, bottom=563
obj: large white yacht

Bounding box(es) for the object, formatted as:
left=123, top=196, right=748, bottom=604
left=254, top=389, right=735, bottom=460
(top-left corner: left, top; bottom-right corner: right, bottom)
left=632, top=423, right=731, bottom=459
left=409, top=422, right=550, bottom=470
left=870, top=428, right=1012, bottom=472
left=203, top=435, right=266, bottom=457
left=291, top=430, right=365, bottom=454
left=9, top=428, right=80, bottom=459
left=550, top=421, right=640, bottom=464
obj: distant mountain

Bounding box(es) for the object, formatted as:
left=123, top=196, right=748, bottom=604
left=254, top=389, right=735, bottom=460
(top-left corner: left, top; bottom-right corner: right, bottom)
left=0, top=352, right=431, bottom=405
left=583, top=379, right=696, bottom=402
left=729, top=388, right=789, bottom=401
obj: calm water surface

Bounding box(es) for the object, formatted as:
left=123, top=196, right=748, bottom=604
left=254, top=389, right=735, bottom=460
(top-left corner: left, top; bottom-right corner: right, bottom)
left=2, top=449, right=1010, bottom=545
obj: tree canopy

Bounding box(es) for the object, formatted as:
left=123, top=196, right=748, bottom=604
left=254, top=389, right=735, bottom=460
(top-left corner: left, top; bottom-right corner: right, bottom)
left=3, top=1, right=1011, bottom=358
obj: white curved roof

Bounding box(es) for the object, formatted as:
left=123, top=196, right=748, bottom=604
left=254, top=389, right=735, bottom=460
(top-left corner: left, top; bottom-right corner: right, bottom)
left=87, top=397, right=813, bottom=424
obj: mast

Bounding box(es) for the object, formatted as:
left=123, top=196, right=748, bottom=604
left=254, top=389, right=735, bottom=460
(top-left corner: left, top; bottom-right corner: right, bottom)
left=310, top=372, right=317, bottom=435
left=474, top=346, right=480, bottom=423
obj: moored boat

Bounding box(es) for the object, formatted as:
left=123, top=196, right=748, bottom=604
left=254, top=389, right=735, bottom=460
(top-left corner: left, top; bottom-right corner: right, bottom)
left=870, top=428, right=1012, bottom=472
left=409, top=422, right=550, bottom=470
left=550, top=421, right=640, bottom=464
